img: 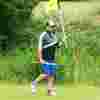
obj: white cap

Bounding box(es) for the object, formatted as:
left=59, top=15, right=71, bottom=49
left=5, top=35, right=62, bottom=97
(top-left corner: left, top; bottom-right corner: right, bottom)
left=48, top=20, right=56, bottom=26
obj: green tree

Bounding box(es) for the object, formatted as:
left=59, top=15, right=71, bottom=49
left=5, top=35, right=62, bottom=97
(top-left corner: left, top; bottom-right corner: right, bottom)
left=0, top=0, right=41, bottom=54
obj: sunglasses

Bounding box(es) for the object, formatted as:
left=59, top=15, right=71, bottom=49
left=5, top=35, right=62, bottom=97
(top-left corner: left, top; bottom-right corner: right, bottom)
left=50, top=25, right=56, bottom=28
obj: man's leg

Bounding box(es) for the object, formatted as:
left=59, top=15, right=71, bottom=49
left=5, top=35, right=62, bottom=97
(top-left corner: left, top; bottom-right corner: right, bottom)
left=47, top=76, right=56, bottom=96
left=32, top=74, right=48, bottom=95
left=46, top=63, right=57, bottom=96
left=34, top=74, right=48, bottom=83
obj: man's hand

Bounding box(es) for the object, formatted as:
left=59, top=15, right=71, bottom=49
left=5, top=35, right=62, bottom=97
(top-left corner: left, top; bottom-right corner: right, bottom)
left=39, top=59, right=47, bottom=64
left=38, top=48, right=46, bottom=64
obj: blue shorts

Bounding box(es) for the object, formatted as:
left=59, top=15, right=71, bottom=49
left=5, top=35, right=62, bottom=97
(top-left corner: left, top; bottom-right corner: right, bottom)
left=41, top=63, right=57, bottom=76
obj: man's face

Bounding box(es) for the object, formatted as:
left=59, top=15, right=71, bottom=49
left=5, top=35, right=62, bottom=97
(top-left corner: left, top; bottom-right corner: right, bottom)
left=47, top=24, right=57, bottom=32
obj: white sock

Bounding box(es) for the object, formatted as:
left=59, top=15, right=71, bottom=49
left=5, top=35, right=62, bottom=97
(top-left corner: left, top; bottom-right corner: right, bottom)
left=32, top=81, right=37, bottom=94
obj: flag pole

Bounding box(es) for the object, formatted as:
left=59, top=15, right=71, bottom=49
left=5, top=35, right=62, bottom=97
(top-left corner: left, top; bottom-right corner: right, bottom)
left=57, top=0, right=67, bottom=48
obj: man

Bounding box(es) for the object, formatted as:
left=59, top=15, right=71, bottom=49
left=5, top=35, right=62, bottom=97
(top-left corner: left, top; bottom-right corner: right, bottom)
left=32, top=21, right=59, bottom=96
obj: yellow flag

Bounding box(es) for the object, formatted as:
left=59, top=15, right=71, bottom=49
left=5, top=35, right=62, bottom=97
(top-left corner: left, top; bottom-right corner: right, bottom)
left=47, top=0, right=58, bottom=15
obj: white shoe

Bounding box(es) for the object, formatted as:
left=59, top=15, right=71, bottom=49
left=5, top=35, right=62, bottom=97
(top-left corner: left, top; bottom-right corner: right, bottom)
left=32, top=81, right=37, bottom=95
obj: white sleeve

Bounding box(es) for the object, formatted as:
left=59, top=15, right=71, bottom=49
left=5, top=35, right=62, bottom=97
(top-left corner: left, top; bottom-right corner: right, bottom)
left=38, top=35, right=43, bottom=49
left=38, top=32, right=46, bottom=49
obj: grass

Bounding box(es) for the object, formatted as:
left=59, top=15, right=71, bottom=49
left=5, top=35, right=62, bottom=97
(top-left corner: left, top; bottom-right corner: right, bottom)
left=33, top=1, right=100, bottom=18
left=0, top=82, right=99, bottom=100
left=0, top=55, right=15, bottom=65
left=33, top=1, right=100, bottom=31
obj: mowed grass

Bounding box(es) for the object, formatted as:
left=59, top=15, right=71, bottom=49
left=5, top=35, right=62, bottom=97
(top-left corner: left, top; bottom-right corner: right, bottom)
left=0, top=56, right=15, bottom=65
left=0, top=82, right=99, bottom=100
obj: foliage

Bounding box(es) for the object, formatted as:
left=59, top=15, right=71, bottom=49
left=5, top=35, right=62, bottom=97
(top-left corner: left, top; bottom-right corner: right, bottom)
left=0, top=0, right=40, bottom=54
left=0, top=1, right=100, bottom=83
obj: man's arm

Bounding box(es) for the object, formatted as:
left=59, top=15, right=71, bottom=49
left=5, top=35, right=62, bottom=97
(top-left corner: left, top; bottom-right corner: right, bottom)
left=38, top=33, right=47, bottom=64
left=38, top=48, right=46, bottom=64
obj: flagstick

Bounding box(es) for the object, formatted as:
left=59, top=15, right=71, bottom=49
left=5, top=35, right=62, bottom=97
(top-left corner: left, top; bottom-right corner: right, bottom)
left=57, top=1, right=68, bottom=49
